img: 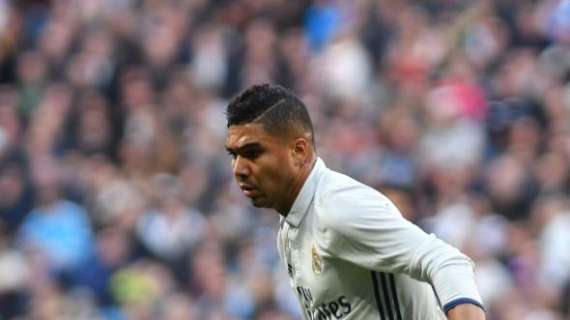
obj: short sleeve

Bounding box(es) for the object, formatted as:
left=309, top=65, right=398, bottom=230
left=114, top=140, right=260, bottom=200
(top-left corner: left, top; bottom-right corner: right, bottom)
left=315, top=183, right=483, bottom=311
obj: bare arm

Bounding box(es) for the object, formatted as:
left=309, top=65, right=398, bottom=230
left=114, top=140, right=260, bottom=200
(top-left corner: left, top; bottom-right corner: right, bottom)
left=447, top=304, right=486, bottom=320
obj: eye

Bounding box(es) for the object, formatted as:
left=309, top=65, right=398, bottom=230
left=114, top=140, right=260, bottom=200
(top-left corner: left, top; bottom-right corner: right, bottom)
left=242, top=148, right=264, bottom=160
left=242, top=149, right=261, bottom=160
left=226, top=150, right=237, bottom=159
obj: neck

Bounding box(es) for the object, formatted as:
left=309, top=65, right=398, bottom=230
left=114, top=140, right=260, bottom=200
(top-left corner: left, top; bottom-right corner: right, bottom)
left=276, top=155, right=317, bottom=216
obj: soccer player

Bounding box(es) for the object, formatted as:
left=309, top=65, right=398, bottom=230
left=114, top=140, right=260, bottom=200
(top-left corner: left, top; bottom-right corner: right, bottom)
left=225, top=84, right=486, bottom=320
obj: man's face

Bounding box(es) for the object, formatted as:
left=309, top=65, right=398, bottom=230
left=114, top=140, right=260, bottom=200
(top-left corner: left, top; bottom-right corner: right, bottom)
left=226, top=123, right=297, bottom=210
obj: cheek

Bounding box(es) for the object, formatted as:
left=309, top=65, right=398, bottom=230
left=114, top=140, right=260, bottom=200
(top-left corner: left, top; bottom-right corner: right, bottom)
left=257, top=155, right=295, bottom=189
left=259, top=163, right=286, bottom=187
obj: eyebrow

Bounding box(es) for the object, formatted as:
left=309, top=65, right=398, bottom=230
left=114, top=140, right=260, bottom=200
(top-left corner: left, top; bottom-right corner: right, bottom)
left=225, top=142, right=264, bottom=154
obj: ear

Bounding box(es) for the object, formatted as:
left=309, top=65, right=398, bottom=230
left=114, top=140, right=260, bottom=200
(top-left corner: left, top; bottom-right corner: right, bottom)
left=291, top=137, right=311, bottom=167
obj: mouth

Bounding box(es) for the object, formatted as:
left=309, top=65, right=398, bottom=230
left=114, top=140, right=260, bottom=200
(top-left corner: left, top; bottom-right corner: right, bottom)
left=239, top=184, right=258, bottom=198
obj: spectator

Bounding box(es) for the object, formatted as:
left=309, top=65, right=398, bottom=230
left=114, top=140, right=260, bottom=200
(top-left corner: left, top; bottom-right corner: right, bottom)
left=18, top=159, right=93, bottom=272
left=0, top=0, right=568, bottom=318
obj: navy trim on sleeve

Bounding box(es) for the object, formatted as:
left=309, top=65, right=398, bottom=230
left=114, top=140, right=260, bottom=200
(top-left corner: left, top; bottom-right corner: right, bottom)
left=443, top=298, right=485, bottom=314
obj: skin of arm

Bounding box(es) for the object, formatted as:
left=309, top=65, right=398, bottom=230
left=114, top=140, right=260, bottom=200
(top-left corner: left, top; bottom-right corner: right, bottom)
left=447, top=304, right=486, bottom=320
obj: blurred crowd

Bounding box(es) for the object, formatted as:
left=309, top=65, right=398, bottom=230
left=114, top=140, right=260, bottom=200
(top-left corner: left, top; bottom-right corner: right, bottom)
left=0, top=0, right=569, bottom=319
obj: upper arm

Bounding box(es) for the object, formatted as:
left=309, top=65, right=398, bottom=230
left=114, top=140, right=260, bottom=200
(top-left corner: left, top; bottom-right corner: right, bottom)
left=316, top=183, right=483, bottom=309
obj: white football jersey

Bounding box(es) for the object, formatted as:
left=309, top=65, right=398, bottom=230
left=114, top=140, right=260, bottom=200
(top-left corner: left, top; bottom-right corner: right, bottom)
left=277, top=158, right=483, bottom=320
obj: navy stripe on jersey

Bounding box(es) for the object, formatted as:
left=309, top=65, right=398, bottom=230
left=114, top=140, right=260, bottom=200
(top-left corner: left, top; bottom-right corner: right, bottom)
left=379, top=273, right=394, bottom=320
left=388, top=274, right=403, bottom=320
left=371, top=272, right=385, bottom=320
left=431, top=284, right=443, bottom=309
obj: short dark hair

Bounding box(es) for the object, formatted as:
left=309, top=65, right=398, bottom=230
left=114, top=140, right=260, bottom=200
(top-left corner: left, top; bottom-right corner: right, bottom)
left=226, top=84, right=315, bottom=144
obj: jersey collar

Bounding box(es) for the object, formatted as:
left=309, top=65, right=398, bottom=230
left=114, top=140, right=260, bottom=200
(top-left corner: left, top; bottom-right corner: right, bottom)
left=285, top=157, right=325, bottom=228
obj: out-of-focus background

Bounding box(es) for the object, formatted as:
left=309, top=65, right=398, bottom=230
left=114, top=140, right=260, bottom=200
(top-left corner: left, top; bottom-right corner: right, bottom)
left=0, top=0, right=569, bottom=319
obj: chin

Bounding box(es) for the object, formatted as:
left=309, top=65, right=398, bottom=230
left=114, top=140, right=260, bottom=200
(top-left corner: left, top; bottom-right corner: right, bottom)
left=251, top=197, right=271, bottom=208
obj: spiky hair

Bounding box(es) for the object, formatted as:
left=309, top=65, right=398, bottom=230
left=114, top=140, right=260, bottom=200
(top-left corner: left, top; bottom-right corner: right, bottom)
left=226, top=84, right=314, bottom=144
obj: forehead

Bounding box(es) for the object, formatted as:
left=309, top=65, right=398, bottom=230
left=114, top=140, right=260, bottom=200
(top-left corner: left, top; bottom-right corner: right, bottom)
left=226, top=123, right=277, bottom=148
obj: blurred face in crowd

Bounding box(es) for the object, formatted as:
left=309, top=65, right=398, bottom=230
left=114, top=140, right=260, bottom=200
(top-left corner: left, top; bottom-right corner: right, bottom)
left=31, top=161, right=62, bottom=207
left=226, top=122, right=313, bottom=215
left=0, top=165, right=25, bottom=207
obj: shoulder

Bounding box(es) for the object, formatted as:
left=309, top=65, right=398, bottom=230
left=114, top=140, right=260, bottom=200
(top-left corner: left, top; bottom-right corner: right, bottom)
left=59, top=200, right=89, bottom=216
left=314, top=168, right=396, bottom=233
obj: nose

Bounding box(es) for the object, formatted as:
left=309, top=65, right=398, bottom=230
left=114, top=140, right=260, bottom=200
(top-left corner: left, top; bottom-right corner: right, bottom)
left=232, top=156, right=251, bottom=180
